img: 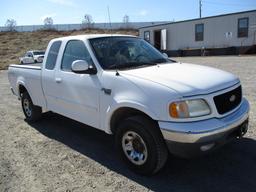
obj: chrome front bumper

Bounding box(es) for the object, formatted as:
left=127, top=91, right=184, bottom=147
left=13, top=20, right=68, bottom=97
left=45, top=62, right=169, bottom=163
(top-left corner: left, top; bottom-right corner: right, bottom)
left=159, top=98, right=250, bottom=144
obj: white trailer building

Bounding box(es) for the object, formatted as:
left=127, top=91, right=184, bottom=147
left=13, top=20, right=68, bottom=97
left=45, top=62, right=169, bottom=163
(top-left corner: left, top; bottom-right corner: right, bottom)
left=139, top=10, right=256, bottom=56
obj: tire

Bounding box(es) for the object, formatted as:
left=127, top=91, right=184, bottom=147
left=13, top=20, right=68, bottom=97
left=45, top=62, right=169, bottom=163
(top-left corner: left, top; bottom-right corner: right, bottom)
left=21, top=92, right=42, bottom=122
left=115, top=116, right=168, bottom=175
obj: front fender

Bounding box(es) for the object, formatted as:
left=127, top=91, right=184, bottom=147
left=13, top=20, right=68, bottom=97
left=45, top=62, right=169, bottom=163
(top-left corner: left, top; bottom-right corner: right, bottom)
left=104, top=99, right=159, bottom=134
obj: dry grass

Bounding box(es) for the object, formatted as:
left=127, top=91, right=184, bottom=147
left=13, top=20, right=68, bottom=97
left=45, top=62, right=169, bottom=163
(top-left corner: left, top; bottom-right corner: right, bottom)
left=0, top=29, right=138, bottom=70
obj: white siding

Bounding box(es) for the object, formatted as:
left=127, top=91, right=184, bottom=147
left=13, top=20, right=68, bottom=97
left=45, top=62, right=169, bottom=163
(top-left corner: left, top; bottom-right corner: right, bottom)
left=139, top=11, right=256, bottom=50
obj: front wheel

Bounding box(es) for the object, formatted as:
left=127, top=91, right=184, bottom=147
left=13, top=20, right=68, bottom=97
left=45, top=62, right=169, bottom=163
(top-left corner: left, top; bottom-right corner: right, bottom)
left=115, top=116, right=168, bottom=175
left=21, top=92, right=42, bottom=122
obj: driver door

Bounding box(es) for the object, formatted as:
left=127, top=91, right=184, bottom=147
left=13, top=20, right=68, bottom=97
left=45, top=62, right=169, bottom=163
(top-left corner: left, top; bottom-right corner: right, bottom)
left=53, top=40, right=101, bottom=129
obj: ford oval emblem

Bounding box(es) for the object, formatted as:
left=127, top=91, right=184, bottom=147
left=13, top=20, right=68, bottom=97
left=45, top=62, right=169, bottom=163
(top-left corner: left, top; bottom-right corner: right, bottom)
left=229, top=95, right=236, bottom=102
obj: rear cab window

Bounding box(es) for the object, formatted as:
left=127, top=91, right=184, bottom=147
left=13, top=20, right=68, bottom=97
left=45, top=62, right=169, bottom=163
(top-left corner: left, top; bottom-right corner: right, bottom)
left=45, top=41, right=62, bottom=70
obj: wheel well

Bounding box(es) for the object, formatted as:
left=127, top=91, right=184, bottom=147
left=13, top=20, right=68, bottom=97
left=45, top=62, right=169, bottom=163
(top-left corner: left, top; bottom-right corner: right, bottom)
left=19, top=85, right=27, bottom=96
left=110, top=107, right=155, bottom=134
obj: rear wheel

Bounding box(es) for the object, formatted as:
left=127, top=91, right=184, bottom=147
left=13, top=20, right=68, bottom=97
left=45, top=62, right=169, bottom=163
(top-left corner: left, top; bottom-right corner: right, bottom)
left=115, top=116, right=168, bottom=175
left=21, top=92, right=42, bottom=122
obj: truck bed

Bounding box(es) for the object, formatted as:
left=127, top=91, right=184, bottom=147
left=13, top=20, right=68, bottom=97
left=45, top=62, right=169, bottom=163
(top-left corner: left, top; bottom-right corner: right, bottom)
left=8, top=63, right=46, bottom=109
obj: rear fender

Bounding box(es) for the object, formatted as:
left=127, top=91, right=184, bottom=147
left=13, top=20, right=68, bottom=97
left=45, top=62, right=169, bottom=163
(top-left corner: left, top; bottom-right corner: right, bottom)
left=16, top=79, right=35, bottom=104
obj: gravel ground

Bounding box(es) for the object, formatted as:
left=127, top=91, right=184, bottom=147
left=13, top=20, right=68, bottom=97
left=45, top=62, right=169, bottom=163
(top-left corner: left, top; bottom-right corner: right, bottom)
left=0, top=56, right=256, bottom=192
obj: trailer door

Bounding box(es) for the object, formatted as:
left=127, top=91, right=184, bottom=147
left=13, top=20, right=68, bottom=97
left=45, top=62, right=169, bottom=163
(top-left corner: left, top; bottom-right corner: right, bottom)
left=161, top=29, right=167, bottom=50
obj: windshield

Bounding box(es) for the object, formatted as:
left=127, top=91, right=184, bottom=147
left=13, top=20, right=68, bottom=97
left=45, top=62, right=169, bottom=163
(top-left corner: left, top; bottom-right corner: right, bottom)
left=89, top=37, right=175, bottom=70
left=33, top=51, right=45, bottom=55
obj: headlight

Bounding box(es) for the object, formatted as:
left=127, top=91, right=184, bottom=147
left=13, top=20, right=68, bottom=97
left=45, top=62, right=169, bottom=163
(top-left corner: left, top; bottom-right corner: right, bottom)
left=169, top=99, right=211, bottom=118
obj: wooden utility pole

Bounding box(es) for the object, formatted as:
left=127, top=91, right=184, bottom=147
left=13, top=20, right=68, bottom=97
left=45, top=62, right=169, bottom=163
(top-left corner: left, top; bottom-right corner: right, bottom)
left=199, top=0, right=202, bottom=18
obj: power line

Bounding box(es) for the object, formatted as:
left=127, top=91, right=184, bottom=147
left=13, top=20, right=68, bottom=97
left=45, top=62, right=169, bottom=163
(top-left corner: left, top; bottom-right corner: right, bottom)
left=204, top=0, right=256, bottom=7
left=197, top=0, right=255, bottom=20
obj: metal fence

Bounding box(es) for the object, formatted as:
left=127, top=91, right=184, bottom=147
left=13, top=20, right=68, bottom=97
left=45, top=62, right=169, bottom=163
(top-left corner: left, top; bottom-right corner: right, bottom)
left=0, top=22, right=167, bottom=32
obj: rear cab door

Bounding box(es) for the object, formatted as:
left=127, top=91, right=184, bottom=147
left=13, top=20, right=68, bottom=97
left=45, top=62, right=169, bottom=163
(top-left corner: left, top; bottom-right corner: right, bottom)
left=42, top=40, right=62, bottom=112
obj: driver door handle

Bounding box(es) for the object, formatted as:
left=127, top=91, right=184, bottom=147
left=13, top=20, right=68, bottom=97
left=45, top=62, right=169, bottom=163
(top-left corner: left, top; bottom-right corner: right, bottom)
left=55, top=78, right=62, bottom=83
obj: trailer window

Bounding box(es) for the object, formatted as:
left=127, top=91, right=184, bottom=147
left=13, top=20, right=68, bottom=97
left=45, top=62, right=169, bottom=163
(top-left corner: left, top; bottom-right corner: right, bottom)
left=195, top=24, right=204, bottom=41
left=238, top=18, right=249, bottom=38
left=45, top=41, right=61, bottom=70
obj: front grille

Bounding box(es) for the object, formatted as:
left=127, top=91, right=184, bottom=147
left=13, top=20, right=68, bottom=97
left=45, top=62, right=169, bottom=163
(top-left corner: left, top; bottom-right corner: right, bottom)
left=214, top=86, right=242, bottom=115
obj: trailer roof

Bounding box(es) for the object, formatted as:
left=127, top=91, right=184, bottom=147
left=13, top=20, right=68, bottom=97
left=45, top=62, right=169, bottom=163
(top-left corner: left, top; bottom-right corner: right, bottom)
left=139, top=9, right=256, bottom=29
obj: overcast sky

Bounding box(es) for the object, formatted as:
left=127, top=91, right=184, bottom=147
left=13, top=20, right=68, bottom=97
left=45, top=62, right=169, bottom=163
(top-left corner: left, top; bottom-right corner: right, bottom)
left=1, top=0, right=256, bottom=26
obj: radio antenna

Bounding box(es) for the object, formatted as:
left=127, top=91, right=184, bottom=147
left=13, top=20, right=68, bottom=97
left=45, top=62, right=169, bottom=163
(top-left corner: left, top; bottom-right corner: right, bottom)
left=107, top=6, right=112, bottom=34
left=107, top=6, right=119, bottom=75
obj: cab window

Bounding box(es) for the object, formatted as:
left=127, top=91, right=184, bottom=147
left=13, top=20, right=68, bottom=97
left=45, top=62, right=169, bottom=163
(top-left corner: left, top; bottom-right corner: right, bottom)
left=45, top=41, right=62, bottom=70
left=61, top=40, right=93, bottom=72
left=26, top=52, right=32, bottom=57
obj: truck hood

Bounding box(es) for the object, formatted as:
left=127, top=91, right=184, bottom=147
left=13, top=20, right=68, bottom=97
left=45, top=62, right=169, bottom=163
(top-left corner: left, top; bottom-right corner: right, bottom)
left=119, top=63, right=240, bottom=97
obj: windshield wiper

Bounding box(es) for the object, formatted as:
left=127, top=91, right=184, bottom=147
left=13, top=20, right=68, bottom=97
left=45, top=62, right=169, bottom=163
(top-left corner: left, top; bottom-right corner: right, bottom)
left=153, top=58, right=173, bottom=63
left=153, top=58, right=177, bottom=64
left=108, top=62, right=156, bottom=70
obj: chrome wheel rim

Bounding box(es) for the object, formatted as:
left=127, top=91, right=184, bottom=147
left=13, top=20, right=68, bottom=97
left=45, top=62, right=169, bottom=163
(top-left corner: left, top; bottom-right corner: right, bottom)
left=23, top=98, right=32, bottom=117
left=122, top=131, right=148, bottom=165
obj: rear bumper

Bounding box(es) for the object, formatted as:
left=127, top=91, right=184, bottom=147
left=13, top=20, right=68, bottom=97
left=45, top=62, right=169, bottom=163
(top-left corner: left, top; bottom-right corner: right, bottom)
left=159, top=98, right=250, bottom=157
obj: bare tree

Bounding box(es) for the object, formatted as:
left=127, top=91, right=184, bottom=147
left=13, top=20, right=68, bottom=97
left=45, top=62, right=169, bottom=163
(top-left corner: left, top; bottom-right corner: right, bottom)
left=82, top=14, right=94, bottom=29
left=5, top=19, right=17, bottom=31
left=123, top=15, right=130, bottom=28
left=44, top=17, right=54, bottom=29
left=123, top=15, right=129, bottom=24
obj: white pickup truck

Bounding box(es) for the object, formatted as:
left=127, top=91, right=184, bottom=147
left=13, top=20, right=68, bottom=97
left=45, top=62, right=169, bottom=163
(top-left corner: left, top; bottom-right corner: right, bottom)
left=8, top=34, right=249, bottom=175
left=19, top=50, right=45, bottom=64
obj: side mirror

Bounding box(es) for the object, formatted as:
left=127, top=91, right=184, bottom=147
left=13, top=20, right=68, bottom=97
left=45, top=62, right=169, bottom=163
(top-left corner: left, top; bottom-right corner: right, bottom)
left=71, top=60, right=96, bottom=74
left=71, top=60, right=89, bottom=73
left=162, top=53, right=168, bottom=58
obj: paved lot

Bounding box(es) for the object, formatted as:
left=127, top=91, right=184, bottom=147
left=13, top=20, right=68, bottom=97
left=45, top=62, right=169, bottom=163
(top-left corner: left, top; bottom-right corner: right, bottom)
left=0, top=56, right=256, bottom=192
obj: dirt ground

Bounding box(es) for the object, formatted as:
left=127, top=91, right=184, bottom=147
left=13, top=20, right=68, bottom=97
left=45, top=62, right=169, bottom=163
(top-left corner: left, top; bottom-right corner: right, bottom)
left=0, top=56, right=256, bottom=192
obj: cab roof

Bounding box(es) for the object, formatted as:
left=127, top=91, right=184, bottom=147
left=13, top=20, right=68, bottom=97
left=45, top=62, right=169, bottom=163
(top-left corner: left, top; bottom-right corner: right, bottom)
left=52, top=34, right=137, bottom=42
